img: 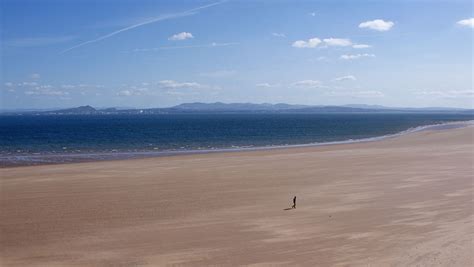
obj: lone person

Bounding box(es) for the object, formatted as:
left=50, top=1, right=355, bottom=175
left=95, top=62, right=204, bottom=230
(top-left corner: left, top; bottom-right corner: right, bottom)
left=292, top=196, right=297, bottom=209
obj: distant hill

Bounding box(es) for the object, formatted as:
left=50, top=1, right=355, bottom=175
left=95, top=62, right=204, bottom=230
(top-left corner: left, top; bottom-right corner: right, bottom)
left=343, top=104, right=393, bottom=110
left=2, top=103, right=473, bottom=115
left=343, top=104, right=467, bottom=111
left=173, top=102, right=310, bottom=111
left=50, top=105, right=98, bottom=114
left=170, top=103, right=473, bottom=114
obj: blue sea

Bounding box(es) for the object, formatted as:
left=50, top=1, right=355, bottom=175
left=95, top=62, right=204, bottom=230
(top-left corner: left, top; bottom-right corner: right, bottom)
left=1, top=113, right=472, bottom=167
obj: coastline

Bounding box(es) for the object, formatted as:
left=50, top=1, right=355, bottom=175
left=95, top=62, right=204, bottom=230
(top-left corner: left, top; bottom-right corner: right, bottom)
left=1, top=124, right=473, bottom=266
left=2, top=120, right=473, bottom=168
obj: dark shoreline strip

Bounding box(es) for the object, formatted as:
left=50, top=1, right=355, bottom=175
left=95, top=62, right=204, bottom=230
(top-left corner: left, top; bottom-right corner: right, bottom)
left=1, top=121, right=472, bottom=168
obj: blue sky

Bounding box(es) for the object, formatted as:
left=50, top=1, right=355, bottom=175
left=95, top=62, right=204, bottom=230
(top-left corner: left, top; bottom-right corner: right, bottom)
left=1, top=0, right=473, bottom=109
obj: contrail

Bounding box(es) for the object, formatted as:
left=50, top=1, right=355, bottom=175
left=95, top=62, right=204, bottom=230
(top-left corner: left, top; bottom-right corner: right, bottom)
left=60, top=1, right=227, bottom=54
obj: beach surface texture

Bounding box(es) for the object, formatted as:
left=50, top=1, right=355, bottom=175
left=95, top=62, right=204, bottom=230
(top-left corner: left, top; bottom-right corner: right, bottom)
left=1, top=126, right=473, bottom=266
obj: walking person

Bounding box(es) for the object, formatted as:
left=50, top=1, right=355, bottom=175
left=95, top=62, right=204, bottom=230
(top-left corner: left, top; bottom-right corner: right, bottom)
left=292, top=196, right=296, bottom=209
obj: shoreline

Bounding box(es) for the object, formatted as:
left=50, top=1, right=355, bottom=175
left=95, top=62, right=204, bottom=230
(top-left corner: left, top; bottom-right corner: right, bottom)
left=1, top=125, right=472, bottom=266
left=2, top=120, right=473, bottom=168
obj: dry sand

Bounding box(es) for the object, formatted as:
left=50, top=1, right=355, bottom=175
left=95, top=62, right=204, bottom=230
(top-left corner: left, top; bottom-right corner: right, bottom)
left=1, top=126, right=473, bottom=266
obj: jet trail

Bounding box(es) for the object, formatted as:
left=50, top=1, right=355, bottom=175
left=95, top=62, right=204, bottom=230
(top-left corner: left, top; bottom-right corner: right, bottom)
left=61, top=1, right=226, bottom=54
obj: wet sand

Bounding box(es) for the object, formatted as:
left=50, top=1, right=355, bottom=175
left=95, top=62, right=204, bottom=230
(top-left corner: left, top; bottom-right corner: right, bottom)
left=1, top=126, right=473, bottom=266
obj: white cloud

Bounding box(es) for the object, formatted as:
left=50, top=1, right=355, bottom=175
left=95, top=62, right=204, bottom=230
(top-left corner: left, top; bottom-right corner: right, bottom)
left=168, top=32, right=194, bottom=41
left=292, top=37, right=322, bottom=48
left=294, top=37, right=359, bottom=48
left=10, top=81, right=107, bottom=97
left=327, top=90, right=385, bottom=98
left=256, top=83, right=281, bottom=88
left=165, top=90, right=190, bottom=96
left=60, top=1, right=225, bottom=53
left=113, top=80, right=220, bottom=98
left=158, top=80, right=202, bottom=89
left=340, top=53, right=375, bottom=60
left=292, top=80, right=322, bottom=88
left=457, top=18, right=474, bottom=28
left=30, top=73, right=41, bottom=79
left=256, top=83, right=272, bottom=88
left=19, top=82, right=38, bottom=86
left=67, top=84, right=104, bottom=90
left=25, top=86, right=69, bottom=96
left=3, top=82, right=15, bottom=92
left=116, top=86, right=149, bottom=96
left=211, top=42, right=227, bottom=47
left=117, top=90, right=133, bottom=96
left=359, top=19, right=394, bottom=31
left=414, top=90, right=474, bottom=99
left=333, top=75, right=357, bottom=82
left=353, top=90, right=384, bottom=98
left=323, top=38, right=352, bottom=47
left=272, top=33, right=286, bottom=38
left=352, top=44, right=371, bottom=49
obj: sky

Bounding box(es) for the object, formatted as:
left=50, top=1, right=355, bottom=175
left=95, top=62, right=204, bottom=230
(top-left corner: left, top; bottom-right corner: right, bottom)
left=1, top=0, right=473, bottom=109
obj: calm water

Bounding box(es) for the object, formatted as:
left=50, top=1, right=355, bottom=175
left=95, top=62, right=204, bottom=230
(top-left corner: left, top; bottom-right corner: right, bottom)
left=1, top=113, right=472, bottom=166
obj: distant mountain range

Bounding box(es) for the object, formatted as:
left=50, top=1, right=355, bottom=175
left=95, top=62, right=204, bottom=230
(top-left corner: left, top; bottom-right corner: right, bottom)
left=2, top=102, right=473, bottom=115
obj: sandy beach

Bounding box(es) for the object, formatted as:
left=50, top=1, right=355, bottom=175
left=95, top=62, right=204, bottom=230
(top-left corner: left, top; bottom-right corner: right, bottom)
left=1, top=126, right=473, bottom=266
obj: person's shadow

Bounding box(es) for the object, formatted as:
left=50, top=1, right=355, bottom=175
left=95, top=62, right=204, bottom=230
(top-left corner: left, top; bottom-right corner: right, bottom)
left=283, top=207, right=294, bottom=211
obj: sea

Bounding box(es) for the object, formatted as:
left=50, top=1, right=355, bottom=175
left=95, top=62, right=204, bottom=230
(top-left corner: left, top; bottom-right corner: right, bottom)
left=1, top=113, right=472, bottom=167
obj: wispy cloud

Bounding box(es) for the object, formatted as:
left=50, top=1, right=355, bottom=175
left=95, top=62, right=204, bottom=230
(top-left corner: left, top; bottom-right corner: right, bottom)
left=256, top=83, right=280, bottom=88
left=326, top=90, right=385, bottom=98
left=272, top=33, right=286, bottom=38
left=5, top=36, right=76, bottom=47
left=414, top=90, right=474, bottom=99
left=116, top=80, right=219, bottom=97
left=168, top=32, right=194, bottom=41
left=457, top=18, right=474, bottom=28
left=61, top=1, right=226, bottom=54
left=117, top=86, right=149, bottom=96
left=131, top=42, right=238, bottom=52
left=323, top=38, right=352, bottom=47
left=158, top=80, right=203, bottom=89
left=24, top=85, right=70, bottom=96
left=4, top=81, right=104, bottom=97
left=352, top=44, right=371, bottom=49
left=340, top=53, right=375, bottom=60
left=18, top=82, right=38, bottom=87
left=293, top=37, right=357, bottom=48
left=3, top=82, right=15, bottom=93
left=116, top=90, right=134, bottom=96
left=292, top=38, right=322, bottom=48
left=30, top=73, right=41, bottom=80
left=333, top=75, right=356, bottom=82
left=256, top=83, right=272, bottom=88
left=292, top=80, right=323, bottom=88
left=359, top=19, right=394, bottom=31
